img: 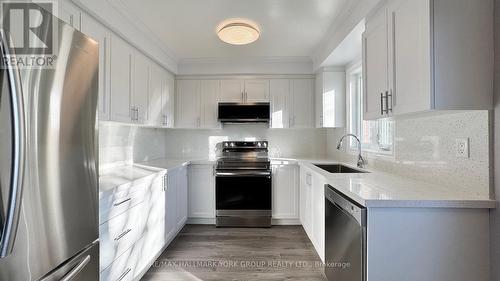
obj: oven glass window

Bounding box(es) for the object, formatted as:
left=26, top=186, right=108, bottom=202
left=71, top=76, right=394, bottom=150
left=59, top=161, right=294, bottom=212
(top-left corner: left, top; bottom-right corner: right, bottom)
left=216, top=176, right=271, bottom=210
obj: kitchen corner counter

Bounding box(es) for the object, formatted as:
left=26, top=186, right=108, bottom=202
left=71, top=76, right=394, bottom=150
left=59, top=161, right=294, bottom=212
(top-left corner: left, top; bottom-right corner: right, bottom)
left=297, top=160, right=496, bottom=209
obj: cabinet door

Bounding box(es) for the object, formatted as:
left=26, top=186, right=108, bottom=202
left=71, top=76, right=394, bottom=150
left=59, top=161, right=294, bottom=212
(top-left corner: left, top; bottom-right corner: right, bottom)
left=322, top=72, right=346, bottom=128
left=109, top=35, right=133, bottom=122
left=219, top=80, right=244, bottom=102
left=272, top=165, right=299, bottom=219
left=291, top=79, right=314, bottom=128
left=389, top=0, right=431, bottom=115
left=165, top=171, right=177, bottom=241
left=312, top=173, right=325, bottom=262
left=245, top=80, right=270, bottom=102
left=299, top=167, right=313, bottom=235
left=148, top=63, right=164, bottom=126
left=315, top=74, right=324, bottom=128
left=176, top=167, right=188, bottom=228
left=142, top=173, right=167, bottom=264
left=81, top=14, right=110, bottom=121
left=270, top=79, right=290, bottom=128
left=188, top=165, right=215, bottom=218
left=363, top=7, right=388, bottom=120
left=132, top=52, right=150, bottom=123
left=176, top=80, right=201, bottom=128
left=59, top=0, right=81, bottom=30
left=200, top=80, right=220, bottom=128
left=162, top=73, right=175, bottom=127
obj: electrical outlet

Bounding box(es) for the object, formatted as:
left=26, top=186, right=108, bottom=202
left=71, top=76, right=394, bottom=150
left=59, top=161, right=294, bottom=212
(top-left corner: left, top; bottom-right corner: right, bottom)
left=456, top=138, right=469, bottom=158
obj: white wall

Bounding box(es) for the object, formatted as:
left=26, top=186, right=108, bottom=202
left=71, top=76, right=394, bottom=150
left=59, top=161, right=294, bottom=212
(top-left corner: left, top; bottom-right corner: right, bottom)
left=327, top=111, right=491, bottom=197
left=491, top=0, right=500, bottom=279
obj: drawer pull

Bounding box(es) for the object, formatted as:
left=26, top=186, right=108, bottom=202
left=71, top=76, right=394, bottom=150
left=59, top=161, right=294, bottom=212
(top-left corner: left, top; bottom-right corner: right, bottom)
left=116, top=267, right=131, bottom=281
left=114, top=229, right=131, bottom=241
left=113, top=198, right=131, bottom=207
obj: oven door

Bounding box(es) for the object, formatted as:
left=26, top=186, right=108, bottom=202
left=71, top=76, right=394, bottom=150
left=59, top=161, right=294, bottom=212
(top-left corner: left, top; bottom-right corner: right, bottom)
left=215, top=170, right=272, bottom=211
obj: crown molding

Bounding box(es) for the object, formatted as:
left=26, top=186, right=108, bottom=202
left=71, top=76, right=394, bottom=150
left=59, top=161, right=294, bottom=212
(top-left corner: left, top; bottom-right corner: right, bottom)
left=177, top=56, right=314, bottom=75
left=71, top=0, right=178, bottom=73
left=311, top=0, right=382, bottom=71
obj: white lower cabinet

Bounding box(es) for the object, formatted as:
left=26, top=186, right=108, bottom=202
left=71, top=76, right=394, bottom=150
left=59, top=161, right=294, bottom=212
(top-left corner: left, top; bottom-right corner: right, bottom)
left=299, top=165, right=325, bottom=262
left=272, top=164, right=299, bottom=220
left=100, top=167, right=188, bottom=281
left=188, top=164, right=216, bottom=219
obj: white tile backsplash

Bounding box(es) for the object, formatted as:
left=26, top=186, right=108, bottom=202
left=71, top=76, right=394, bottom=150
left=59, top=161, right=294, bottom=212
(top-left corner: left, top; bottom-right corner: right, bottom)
left=326, top=111, right=491, bottom=196
left=99, top=111, right=490, bottom=196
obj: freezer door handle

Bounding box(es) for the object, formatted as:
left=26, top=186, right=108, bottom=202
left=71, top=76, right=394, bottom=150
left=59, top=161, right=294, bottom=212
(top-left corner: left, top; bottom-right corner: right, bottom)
left=0, top=29, right=27, bottom=258
left=60, top=255, right=91, bottom=281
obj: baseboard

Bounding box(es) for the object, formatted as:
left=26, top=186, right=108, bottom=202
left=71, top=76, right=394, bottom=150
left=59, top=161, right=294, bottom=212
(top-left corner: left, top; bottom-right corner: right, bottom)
left=187, top=218, right=216, bottom=224
left=186, top=217, right=300, bottom=226
left=272, top=218, right=301, bottom=225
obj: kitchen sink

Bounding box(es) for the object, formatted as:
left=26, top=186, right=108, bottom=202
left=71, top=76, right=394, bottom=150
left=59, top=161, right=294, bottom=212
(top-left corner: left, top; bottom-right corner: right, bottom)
left=314, top=164, right=368, bottom=174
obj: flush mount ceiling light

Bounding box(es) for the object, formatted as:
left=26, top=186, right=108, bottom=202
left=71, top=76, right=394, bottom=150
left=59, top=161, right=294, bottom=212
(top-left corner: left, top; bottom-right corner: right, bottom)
left=217, top=19, right=260, bottom=45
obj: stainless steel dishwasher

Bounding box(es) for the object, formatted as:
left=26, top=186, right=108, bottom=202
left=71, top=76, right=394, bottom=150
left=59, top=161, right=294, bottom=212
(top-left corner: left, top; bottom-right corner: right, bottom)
left=325, top=184, right=367, bottom=281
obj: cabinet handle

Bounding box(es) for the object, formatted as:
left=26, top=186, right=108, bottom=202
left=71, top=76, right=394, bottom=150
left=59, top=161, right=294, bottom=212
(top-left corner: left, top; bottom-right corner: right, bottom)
left=386, top=90, right=393, bottom=113
left=196, top=117, right=201, bottom=128
left=116, top=268, right=131, bottom=281
left=114, top=228, right=131, bottom=241
left=163, top=174, right=168, bottom=191
left=113, top=198, right=131, bottom=207
left=163, top=114, right=168, bottom=126
left=380, top=93, right=384, bottom=115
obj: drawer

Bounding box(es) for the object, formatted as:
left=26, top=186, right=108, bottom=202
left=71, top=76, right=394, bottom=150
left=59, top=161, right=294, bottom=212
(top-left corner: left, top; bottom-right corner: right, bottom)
left=99, top=201, right=148, bottom=271
left=99, top=184, right=149, bottom=225
left=100, top=236, right=146, bottom=281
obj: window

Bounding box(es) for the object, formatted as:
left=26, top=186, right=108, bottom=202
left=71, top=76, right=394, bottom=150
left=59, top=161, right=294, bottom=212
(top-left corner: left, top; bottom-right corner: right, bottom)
left=347, top=66, right=394, bottom=154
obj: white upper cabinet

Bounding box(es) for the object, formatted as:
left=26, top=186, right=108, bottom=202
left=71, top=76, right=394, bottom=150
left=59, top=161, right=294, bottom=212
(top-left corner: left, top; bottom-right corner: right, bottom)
left=175, top=79, right=219, bottom=129
left=270, top=80, right=290, bottom=128
left=81, top=14, right=110, bottom=121
left=162, top=74, right=175, bottom=127
left=132, top=52, right=150, bottom=124
left=244, top=80, right=270, bottom=102
left=290, top=79, right=314, bottom=128
left=363, top=0, right=493, bottom=120
left=176, top=80, right=201, bottom=128
left=219, top=80, right=244, bottom=102
left=219, top=79, right=270, bottom=103
left=58, top=0, right=81, bottom=30
left=200, top=80, right=220, bottom=128
left=269, top=78, right=314, bottom=129
left=109, top=35, right=133, bottom=123
left=315, top=71, right=345, bottom=128
left=363, top=7, right=389, bottom=120
left=388, top=0, right=431, bottom=115
left=148, top=63, right=164, bottom=126
left=149, top=63, right=175, bottom=127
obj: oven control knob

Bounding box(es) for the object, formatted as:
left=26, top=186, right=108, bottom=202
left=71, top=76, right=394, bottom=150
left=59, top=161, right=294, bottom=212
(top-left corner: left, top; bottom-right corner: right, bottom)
left=224, top=143, right=228, bottom=147
left=263, top=142, right=267, bottom=147
left=230, top=142, right=235, bottom=147
left=257, top=142, right=262, bottom=147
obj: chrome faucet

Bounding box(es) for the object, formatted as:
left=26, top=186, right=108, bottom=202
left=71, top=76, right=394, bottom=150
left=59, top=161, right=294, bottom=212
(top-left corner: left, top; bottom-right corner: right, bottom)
left=336, top=134, right=366, bottom=168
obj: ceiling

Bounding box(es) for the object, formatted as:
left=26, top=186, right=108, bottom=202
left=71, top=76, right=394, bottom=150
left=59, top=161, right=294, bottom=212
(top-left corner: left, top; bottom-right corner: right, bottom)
left=118, top=0, right=351, bottom=61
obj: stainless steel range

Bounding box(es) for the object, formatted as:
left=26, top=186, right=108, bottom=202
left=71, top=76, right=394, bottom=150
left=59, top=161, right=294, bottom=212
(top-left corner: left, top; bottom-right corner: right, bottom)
left=215, top=141, right=272, bottom=227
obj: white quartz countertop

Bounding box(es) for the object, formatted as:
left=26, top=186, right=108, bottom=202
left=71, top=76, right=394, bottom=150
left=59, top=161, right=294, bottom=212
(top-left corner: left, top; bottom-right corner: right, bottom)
left=296, top=160, right=496, bottom=209
left=99, top=164, right=165, bottom=193
left=100, top=157, right=496, bottom=209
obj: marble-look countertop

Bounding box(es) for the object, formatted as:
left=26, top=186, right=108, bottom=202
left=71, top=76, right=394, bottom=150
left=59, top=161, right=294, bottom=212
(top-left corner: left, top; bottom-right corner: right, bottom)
left=100, top=157, right=496, bottom=209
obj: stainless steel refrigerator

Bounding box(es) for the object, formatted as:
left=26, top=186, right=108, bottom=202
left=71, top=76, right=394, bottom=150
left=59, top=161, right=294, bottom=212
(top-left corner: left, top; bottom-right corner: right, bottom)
left=0, top=9, right=99, bottom=281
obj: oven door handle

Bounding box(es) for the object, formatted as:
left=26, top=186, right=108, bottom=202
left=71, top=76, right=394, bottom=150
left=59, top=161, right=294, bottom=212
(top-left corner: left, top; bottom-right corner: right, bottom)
left=215, top=171, right=272, bottom=177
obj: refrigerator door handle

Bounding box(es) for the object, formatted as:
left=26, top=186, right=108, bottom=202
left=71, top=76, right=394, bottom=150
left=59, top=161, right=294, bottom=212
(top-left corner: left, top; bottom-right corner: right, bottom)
left=0, top=30, right=27, bottom=258
left=59, top=255, right=91, bottom=281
